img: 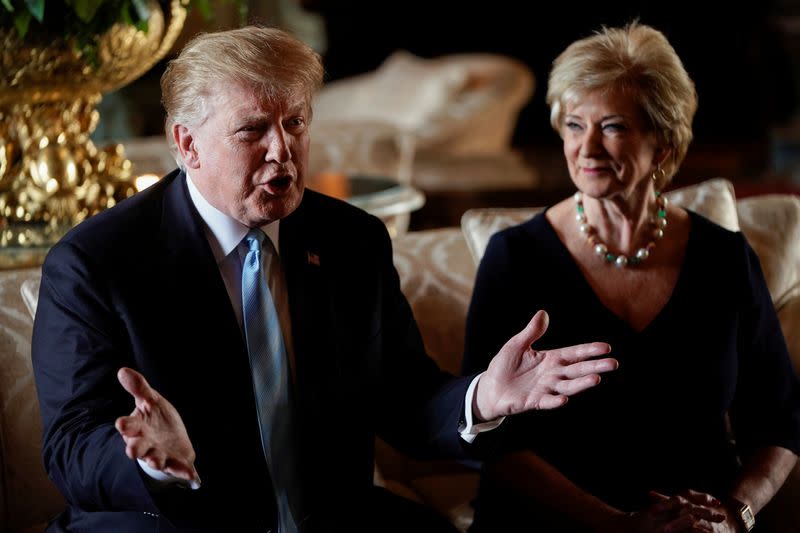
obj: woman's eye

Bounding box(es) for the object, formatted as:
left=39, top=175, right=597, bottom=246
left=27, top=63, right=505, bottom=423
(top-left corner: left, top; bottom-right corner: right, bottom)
left=565, top=121, right=582, bottom=131
left=603, top=123, right=625, bottom=132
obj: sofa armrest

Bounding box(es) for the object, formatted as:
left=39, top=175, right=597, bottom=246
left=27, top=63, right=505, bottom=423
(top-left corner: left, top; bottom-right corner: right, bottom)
left=0, top=268, right=63, bottom=532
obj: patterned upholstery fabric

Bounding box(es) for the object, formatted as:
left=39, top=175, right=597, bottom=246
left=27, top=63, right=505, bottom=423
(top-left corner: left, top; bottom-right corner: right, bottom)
left=393, top=228, right=476, bottom=375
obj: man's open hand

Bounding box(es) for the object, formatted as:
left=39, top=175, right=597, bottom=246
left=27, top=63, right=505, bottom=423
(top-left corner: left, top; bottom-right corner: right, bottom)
left=474, top=310, right=618, bottom=421
left=115, top=367, right=201, bottom=487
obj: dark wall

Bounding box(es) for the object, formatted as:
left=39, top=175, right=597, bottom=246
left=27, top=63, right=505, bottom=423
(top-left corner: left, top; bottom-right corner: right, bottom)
left=305, top=0, right=798, bottom=147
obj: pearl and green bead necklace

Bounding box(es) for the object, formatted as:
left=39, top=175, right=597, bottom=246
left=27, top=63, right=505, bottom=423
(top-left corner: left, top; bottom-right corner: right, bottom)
left=574, top=190, right=668, bottom=268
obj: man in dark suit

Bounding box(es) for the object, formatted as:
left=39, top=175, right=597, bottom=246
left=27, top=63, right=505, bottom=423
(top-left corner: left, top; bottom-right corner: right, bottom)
left=31, top=26, right=617, bottom=532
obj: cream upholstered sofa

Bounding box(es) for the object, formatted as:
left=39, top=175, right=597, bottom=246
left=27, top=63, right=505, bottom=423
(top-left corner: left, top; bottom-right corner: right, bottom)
left=1, top=179, right=799, bottom=532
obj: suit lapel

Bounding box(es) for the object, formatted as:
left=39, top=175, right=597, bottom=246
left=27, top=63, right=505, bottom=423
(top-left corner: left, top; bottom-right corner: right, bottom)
left=280, top=192, right=336, bottom=405
left=157, top=172, right=247, bottom=365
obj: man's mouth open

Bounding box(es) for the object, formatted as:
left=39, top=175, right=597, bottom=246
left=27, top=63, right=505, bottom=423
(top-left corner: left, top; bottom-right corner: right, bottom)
left=263, top=175, right=293, bottom=194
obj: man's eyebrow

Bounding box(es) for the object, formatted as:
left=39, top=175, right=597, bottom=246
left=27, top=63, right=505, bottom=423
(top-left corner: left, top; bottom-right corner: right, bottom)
left=286, top=100, right=310, bottom=115
left=237, top=114, right=271, bottom=124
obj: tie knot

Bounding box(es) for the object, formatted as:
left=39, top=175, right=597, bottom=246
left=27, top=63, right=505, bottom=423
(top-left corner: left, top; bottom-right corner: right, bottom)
left=245, top=229, right=265, bottom=253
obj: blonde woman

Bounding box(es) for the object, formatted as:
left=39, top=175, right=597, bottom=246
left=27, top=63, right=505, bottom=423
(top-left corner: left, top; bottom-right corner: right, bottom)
left=463, top=22, right=799, bottom=532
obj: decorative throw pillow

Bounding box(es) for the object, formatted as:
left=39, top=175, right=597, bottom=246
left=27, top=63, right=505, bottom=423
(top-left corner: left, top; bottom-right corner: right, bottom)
left=461, top=177, right=740, bottom=265
left=737, top=194, right=800, bottom=310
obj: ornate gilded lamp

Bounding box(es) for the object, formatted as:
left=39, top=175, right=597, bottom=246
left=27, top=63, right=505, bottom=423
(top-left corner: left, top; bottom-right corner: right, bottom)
left=0, top=0, right=188, bottom=268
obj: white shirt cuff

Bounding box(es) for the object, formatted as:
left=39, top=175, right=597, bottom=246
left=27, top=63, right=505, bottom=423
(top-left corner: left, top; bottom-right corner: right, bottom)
left=459, top=372, right=505, bottom=443
left=137, top=459, right=201, bottom=490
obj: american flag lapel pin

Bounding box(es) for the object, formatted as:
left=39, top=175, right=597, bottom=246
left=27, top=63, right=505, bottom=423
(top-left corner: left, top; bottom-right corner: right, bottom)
left=307, top=251, right=321, bottom=266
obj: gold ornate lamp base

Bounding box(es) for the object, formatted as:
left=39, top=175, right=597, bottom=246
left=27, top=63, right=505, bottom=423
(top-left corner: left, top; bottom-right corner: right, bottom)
left=0, top=0, right=187, bottom=269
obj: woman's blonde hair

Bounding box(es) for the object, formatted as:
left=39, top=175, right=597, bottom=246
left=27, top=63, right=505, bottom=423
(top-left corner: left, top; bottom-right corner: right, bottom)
left=546, top=22, right=697, bottom=184
left=161, top=25, right=324, bottom=166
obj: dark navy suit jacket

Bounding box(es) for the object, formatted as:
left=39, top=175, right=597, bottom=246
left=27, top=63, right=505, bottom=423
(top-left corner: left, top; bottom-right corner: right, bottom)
left=32, top=170, right=474, bottom=532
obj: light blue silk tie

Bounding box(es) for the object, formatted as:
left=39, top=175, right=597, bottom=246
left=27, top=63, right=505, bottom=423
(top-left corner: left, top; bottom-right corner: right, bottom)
left=241, top=229, right=299, bottom=533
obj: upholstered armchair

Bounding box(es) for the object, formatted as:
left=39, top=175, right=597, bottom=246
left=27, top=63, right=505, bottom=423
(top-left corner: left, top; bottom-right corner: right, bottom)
left=309, top=50, right=537, bottom=190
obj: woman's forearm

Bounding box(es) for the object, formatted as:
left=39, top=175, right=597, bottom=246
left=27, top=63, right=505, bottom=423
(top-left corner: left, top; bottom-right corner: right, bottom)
left=730, top=445, right=798, bottom=514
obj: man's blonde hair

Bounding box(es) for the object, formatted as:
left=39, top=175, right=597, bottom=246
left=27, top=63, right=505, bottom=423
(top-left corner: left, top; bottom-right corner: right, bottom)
left=546, top=22, right=697, bottom=185
left=161, top=25, right=324, bottom=166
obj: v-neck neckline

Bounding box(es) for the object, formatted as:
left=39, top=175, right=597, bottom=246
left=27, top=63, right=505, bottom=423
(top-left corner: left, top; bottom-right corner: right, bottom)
left=537, top=208, right=697, bottom=335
